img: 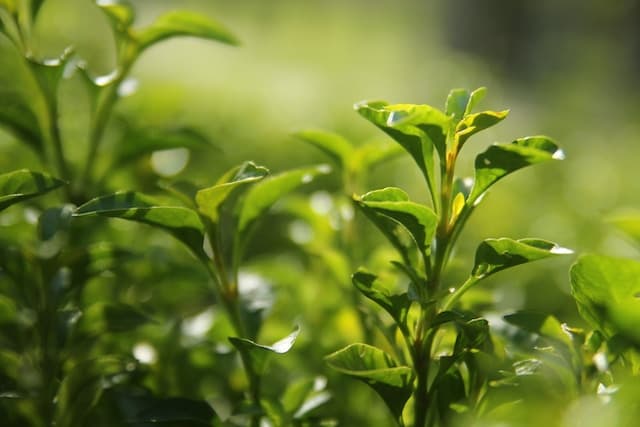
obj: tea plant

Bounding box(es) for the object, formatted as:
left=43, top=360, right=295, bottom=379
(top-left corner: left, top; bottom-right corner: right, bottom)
left=323, top=88, right=571, bottom=426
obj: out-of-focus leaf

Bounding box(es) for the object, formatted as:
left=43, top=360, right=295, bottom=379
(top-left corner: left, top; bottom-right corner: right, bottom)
left=74, top=191, right=206, bottom=259
left=159, top=180, right=200, bottom=208
left=66, top=243, right=135, bottom=289
left=0, top=96, right=43, bottom=153
left=468, top=136, right=563, bottom=203
left=352, top=269, right=410, bottom=327
left=123, top=395, right=216, bottom=426
left=0, top=169, right=64, bottom=211
left=608, top=212, right=640, bottom=247
left=135, top=10, right=239, bottom=51
left=55, top=357, right=129, bottom=427
left=503, top=311, right=573, bottom=348
left=294, top=129, right=352, bottom=168
left=358, top=140, right=404, bottom=169
left=357, top=187, right=437, bottom=256
left=281, top=377, right=315, bottom=415
left=236, top=165, right=331, bottom=248
left=472, top=238, right=571, bottom=279
left=196, top=162, right=268, bottom=224
left=27, top=47, right=74, bottom=103
left=325, top=343, right=413, bottom=421
left=96, top=0, right=134, bottom=32
left=0, top=295, right=17, bottom=324
left=80, top=302, right=152, bottom=334
left=229, top=326, right=299, bottom=376
left=114, top=125, right=212, bottom=166
left=570, top=254, right=640, bottom=346
left=37, top=204, right=74, bottom=240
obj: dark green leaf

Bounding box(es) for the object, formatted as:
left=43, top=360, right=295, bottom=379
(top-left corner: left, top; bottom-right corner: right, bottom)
left=455, top=109, right=509, bottom=146
left=468, top=136, right=563, bottom=203
left=0, top=95, right=43, bottom=153
left=80, top=302, right=152, bottom=334
left=229, top=326, right=299, bottom=376
left=74, top=191, right=206, bottom=259
left=503, top=311, right=573, bottom=347
left=472, top=238, right=571, bottom=278
left=114, top=124, right=212, bottom=166
left=136, top=10, right=239, bottom=51
left=0, top=169, right=64, bottom=211
left=37, top=204, right=74, bottom=240
left=357, top=187, right=437, bottom=255
left=570, top=254, right=640, bottom=345
left=352, top=269, right=411, bottom=327
left=294, top=129, right=353, bottom=168
left=196, top=162, right=268, bottom=224
left=325, top=343, right=413, bottom=421
left=126, top=396, right=216, bottom=426
left=55, top=357, right=130, bottom=427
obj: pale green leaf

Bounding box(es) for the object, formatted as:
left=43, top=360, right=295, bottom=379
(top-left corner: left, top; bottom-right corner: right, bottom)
left=456, top=109, right=509, bottom=146
left=294, top=129, right=353, bottom=168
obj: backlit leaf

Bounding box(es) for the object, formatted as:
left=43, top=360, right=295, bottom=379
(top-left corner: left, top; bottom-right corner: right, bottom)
left=456, top=110, right=509, bottom=147
left=136, top=10, right=239, bottom=51
left=74, top=191, right=206, bottom=259
left=229, top=326, right=299, bottom=376
left=325, top=343, right=413, bottom=421
left=472, top=238, right=571, bottom=278
left=294, top=129, right=353, bottom=168
left=96, top=0, right=134, bottom=32
left=352, top=269, right=411, bottom=327
left=468, top=136, right=563, bottom=204
left=0, top=169, right=64, bottom=212
left=503, top=311, right=573, bottom=348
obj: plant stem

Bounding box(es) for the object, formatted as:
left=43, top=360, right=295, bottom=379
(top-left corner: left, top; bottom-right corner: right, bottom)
left=441, top=275, right=480, bottom=312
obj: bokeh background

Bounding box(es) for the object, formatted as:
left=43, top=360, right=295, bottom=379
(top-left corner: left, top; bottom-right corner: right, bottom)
left=2, top=0, right=640, bottom=424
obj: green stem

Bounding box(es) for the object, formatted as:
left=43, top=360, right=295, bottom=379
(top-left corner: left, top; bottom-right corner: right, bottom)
left=441, top=275, right=481, bottom=311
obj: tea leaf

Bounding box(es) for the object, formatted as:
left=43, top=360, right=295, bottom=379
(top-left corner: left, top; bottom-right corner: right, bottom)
left=357, top=187, right=437, bottom=256
left=0, top=169, right=64, bottom=212
left=503, top=311, right=573, bottom=348
left=608, top=212, right=640, bottom=247
left=80, top=302, right=152, bottom=334
left=325, top=343, right=413, bottom=421
left=119, top=395, right=216, bottom=425
left=74, top=191, right=206, bottom=259
left=352, top=269, right=411, bottom=327
left=96, top=0, right=134, bottom=32
left=294, top=129, right=353, bottom=168
left=445, top=88, right=471, bottom=123
left=136, top=10, right=239, bottom=51
left=229, top=326, right=299, bottom=376
left=456, top=109, right=509, bottom=146
left=0, top=97, right=43, bottom=153
left=468, top=136, right=563, bottom=204
left=570, top=254, right=640, bottom=346
left=472, top=238, right=571, bottom=279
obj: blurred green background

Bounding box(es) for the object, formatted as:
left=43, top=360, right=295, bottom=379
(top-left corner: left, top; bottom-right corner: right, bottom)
left=2, top=0, right=640, bottom=424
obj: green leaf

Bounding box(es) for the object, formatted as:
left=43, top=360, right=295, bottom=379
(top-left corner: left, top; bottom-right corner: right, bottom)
left=358, top=140, right=404, bottom=169
left=80, top=302, right=152, bottom=334
left=357, top=187, right=438, bottom=256
left=608, top=212, right=640, bottom=247
left=0, top=95, right=44, bottom=153
left=124, top=396, right=216, bottom=426
left=38, top=204, right=74, bottom=241
left=74, top=191, right=206, bottom=259
left=472, top=238, right=571, bottom=278
left=570, top=254, right=640, bottom=345
left=468, top=136, right=564, bottom=204
left=294, top=129, right=353, bottom=168
left=503, top=311, right=573, bottom=348
left=0, top=169, right=64, bottom=212
left=455, top=109, right=509, bottom=147
left=96, top=0, right=134, bottom=32
left=236, top=165, right=331, bottom=248
left=229, top=326, right=299, bottom=376
left=281, top=378, right=315, bottom=415
left=465, top=87, right=487, bottom=115
left=195, top=162, right=268, bottom=224
left=356, top=101, right=449, bottom=195
left=135, top=10, right=239, bottom=51
left=445, top=88, right=471, bottom=123
left=27, top=47, right=74, bottom=104
left=114, top=124, right=213, bottom=166
left=352, top=269, right=411, bottom=327
left=55, top=357, right=129, bottom=427
left=325, top=343, right=413, bottom=421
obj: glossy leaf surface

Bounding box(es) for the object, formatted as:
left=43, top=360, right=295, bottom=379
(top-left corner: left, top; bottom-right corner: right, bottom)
left=74, top=191, right=205, bottom=258
left=570, top=254, right=640, bottom=345
left=325, top=343, right=413, bottom=421
left=455, top=110, right=509, bottom=146
left=357, top=187, right=437, bottom=255
left=229, top=327, right=299, bottom=376
left=136, top=10, right=239, bottom=51
left=0, top=169, right=64, bottom=211
left=352, top=269, right=410, bottom=327
left=472, top=238, right=571, bottom=278
left=468, top=136, right=563, bottom=203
